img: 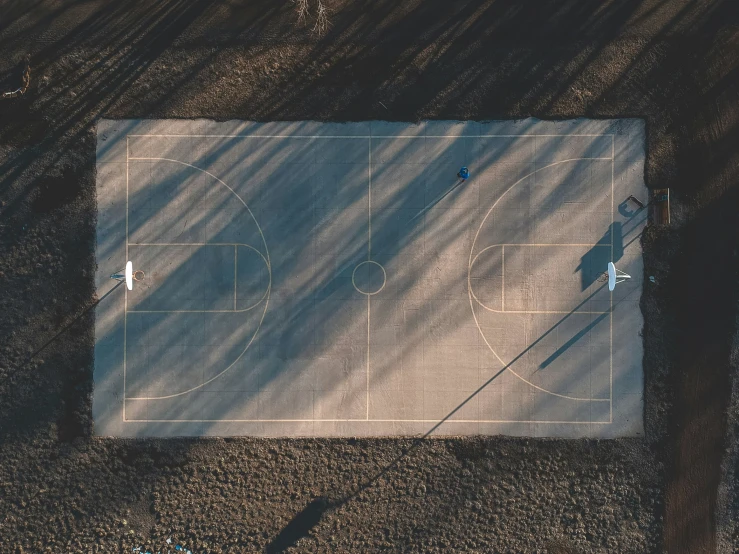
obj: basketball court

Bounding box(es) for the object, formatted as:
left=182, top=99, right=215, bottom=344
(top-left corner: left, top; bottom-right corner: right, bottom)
left=94, top=119, right=646, bottom=438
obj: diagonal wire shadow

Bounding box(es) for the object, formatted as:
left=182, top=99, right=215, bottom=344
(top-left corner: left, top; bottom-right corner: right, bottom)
left=410, top=176, right=469, bottom=221
left=266, top=279, right=631, bottom=552
left=26, top=280, right=124, bottom=364
left=539, top=311, right=609, bottom=370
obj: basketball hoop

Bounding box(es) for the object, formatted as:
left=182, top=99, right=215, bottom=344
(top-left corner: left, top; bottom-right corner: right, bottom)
left=110, top=261, right=144, bottom=291
left=607, top=262, right=630, bottom=292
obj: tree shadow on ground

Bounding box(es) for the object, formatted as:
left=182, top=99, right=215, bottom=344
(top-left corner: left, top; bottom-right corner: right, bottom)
left=0, top=0, right=737, bottom=551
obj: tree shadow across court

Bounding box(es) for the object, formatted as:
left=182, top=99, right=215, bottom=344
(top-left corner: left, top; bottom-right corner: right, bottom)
left=109, top=117, right=636, bottom=437
left=160, top=122, right=610, bottom=433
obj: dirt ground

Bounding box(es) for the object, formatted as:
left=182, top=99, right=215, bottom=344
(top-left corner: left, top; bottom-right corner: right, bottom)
left=716, top=323, right=739, bottom=554
left=0, top=0, right=737, bottom=552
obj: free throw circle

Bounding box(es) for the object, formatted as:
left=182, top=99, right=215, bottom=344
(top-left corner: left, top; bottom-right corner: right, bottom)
left=352, top=260, right=387, bottom=295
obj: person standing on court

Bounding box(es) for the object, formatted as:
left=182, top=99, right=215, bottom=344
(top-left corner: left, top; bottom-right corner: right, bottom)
left=457, top=166, right=469, bottom=180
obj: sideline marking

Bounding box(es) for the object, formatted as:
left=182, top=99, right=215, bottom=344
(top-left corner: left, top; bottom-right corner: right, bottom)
left=129, top=134, right=615, bottom=138
left=124, top=137, right=129, bottom=421
left=124, top=417, right=609, bottom=424
left=610, top=135, right=614, bottom=423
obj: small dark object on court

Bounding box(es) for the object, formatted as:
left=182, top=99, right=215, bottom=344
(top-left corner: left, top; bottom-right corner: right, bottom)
left=626, top=194, right=645, bottom=209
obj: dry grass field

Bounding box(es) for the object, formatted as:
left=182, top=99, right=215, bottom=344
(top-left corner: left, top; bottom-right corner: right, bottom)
left=0, top=1, right=737, bottom=552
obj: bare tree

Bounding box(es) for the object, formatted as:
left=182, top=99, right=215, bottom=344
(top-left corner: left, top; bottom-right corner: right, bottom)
left=291, top=0, right=330, bottom=35
left=313, top=0, right=329, bottom=35
left=294, top=0, right=310, bottom=25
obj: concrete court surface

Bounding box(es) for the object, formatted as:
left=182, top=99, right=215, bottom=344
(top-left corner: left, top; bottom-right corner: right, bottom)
left=94, top=119, right=647, bottom=438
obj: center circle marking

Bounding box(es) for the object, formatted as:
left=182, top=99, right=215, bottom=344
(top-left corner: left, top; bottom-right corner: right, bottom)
left=352, top=260, right=387, bottom=295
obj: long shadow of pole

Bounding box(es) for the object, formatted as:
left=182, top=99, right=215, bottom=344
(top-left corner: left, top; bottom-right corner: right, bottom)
left=22, top=280, right=124, bottom=365
left=266, top=282, right=617, bottom=553
left=411, top=177, right=468, bottom=222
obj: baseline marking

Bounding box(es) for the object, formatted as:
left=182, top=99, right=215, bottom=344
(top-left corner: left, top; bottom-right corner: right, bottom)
left=610, top=135, right=614, bottom=423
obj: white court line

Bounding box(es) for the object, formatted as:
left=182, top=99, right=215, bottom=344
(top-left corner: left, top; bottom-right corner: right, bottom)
left=367, top=294, right=370, bottom=420
left=119, top=135, right=617, bottom=424
left=127, top=134, right=616, bottom=138
left=468, top=158, right=614, bottom=403
left=368, top=136, right=372, bottom=259
left=129, top=309, right=267, bottom=313
left=234, top=244, right=237, bottom=311
left=366, top=136, right=372, bottom=419
left=480, top=309, right=609, bottom=317
left=123, top=137, right=129, bottom=421
left=132, top=242, right=268, bottom=255
left=122, top=414, right=610, bottom=424
left=476, top=242, right=611, bottom=247
left=610, top=135, right=614, bottom=423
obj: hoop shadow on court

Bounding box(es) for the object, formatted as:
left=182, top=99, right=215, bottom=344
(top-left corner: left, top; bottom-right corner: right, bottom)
left=576, top=222, right=623, bottom=291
